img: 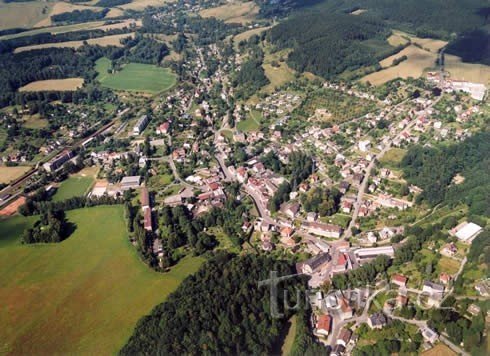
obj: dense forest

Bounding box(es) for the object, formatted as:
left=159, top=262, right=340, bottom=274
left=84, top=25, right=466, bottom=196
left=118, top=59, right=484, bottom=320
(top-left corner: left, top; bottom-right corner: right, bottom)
left=401, top=131, right=490, bottom=216
left=446, top=29, right=490, bottom=65
left=267, top=12, right=389, bottom=79
left=95, top=0, right=131, bottom=7
left=121, top=253, right=307, bottom=354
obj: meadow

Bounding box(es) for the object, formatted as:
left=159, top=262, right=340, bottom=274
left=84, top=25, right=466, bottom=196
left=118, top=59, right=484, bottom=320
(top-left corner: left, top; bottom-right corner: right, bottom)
left=0, top=1, right=52, bottom=30
left=237, top=110, right=261, bottom=132
left=200, top=1, right=258, bottom=24
left=19, top=78, right=84, bottom=92
left=0, top=205, right=204, bottom=354
left=96, top=58, right=177, bottom=94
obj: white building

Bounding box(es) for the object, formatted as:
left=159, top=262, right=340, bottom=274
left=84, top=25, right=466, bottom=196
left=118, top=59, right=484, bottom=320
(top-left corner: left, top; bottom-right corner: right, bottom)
left=133, top=115, right=149, bottom=135
left=358, top=140, right=371, bottom=152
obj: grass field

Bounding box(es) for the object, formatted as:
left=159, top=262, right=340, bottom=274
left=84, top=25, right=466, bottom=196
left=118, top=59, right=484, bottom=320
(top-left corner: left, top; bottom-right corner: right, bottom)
left=0, top=206, right=204, bottom=354
left=200, top=1, right=258, bottom=24
left=438, top=257, right=461, bottom=275
left=233, top=26, right=271, bottom=49
left=0, top=214, right=37, bottom=248
left=379, top=148, right=407, bottom=168
left=14, top=33, right=134, bottom=53
left=19, top=78, right=84, bottom=92
left=52, top=175, right=95, bottom=202
left=0, top=166, right=32, bottom=184
left=96, top=58, right=177, bottom=94
left=34, top=1, right=109, bottom=28
left=237, top=110, right=261, bottom=131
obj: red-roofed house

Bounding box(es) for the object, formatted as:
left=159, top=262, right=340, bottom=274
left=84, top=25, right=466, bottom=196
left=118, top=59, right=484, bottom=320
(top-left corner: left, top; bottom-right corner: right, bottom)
left=391, top=274, right=408, bottom=288
left=316, top=314, right=332, bottom=336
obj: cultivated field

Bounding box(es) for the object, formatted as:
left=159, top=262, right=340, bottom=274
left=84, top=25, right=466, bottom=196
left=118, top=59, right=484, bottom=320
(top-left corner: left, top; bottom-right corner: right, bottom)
left=14, top=33, right=135, bottom=53
left=445, top=54, right=490, bottom=85
left=0, top=1, right=54, bottom=30
left=387, top=32, right=410, bottom=47
left=422, top=344, right=457, bottom=356
left=0, top=166, right=32, bottom=184
left=19, top=78, right=84, bottom=92
left=0, top=206, right=204, bottom=354
left=200, top=1, right=258, bottom=24
left=96, top=58, right=177, bottom=94
left=120, top=0, right=173, bottom=11
left=361, top=45, right=438, bottom=85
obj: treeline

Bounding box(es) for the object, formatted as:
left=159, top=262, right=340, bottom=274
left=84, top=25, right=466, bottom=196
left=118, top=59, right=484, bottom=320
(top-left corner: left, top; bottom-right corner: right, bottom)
left=95, top=0, right=131, bottom=7
left=51, top=8, right=110, bottom=24
left=20, top=193, right=124, bottom=216
left=22, top=208, right=73, bottom=244
left=301, top=186, right=341, bottom=216
left=446, top=29, right=490, bottom=65
left=268, top=12, right=389, bottom=79
left=256, top=0, right=323, bottom=18
left=232, top=59, right=269, bottom=99
left=401, top=131, right=490, bottom=216
left=121, top=35, right=169, bottom=64
left=0, top=28, right=133, bottom=54
left=121, top=253, right=305, bottom=354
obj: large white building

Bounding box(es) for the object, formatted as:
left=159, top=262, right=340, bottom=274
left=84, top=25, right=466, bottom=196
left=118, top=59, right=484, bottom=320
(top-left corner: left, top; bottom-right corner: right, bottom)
left=133, top=115, right=149, bottom=135
left=450, top=221, right=483, bottom=244
left=354, top=246, right=395, bottom=261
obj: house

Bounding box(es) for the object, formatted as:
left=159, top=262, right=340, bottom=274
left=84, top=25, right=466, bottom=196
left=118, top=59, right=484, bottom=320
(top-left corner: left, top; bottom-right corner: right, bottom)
left=421, top=327, right=439, bottom=344
left=306, top=212, right=318, bottom=222
left=391, top=274, right=408, bottom=288
left=475, top=281, right=490, bottom=296
left=331, top=344, right=346, bottom=356
left=143, top=208, right=152, bottom=231
left=336, top=328, right=353, bottom=347
left=358, top=140, right=371, bottom=152
left=316, top=314, right=332, bottom=336
left=450, top=221, right=483, bottom=243
left=396, top=294, right=408, bottom=308
left=352, top=173, right=364, bottom=186
left=339, top=181, right=350, bottom=194
left=368, top=312, right=389, bottom=329
left=156, top=122, right=170, bottom=135
left=439, top=273, right=452, bottom=285
left=301, top=253, right=331, bottom=274
left=423, top=281, right=445, bottom=295
left=332, top=253, right=349, bottom=274
left=282, top=202, right=300, bottom=219
left=42, top=149, right=74, bottom=172
left=467, top=303, right=481, bottom=316
left=302, top=221, right=343, bottom=238
left=280, top=226, right=294, bottom=238
left=341, top=201, right=352, bottom=213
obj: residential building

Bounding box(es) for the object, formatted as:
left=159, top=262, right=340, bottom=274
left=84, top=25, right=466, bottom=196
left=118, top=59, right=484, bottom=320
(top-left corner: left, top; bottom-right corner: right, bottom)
left=42, top=150, right=74, bottom=172
left=316, top=314, right=332, bottom=336
left=302, top=221, right=343, bottom=238
left=391, top=274, right=408, bottom=288
left=301, top=253, right=331, bottom=274
left=133, top=115, right=149, bottom=135
left=423, top=281, right=445, bottom=295
left=368, top=312, right=389, bottom=329
left=337, top=328, right=353, bottom=347
left=421, top=327, right=439, bottom=344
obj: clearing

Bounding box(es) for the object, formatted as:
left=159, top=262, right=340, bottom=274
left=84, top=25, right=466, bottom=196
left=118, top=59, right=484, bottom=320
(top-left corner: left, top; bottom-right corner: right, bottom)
left=233, top=26, right=271, bottom=48
left=379, top=148, right=407, bottom=168
left=0, top=166, right=32, bottom=184
left=14, top=33, right=134, bottom=53
left=34, top=1, right=113, bottom=28
left=96, top=58, right=177, bottom=94
left=445, top=54, right=490, bottom=85
left=0, top=205, right=204, bottom=354
left=237, top=110, right=261, bottom=132
left=19, top=78, right=84, bottom=92
left=200, top=1, right=259, bottom=24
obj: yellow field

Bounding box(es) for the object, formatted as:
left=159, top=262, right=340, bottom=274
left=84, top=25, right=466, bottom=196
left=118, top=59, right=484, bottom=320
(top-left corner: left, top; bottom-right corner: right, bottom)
left=0, top=1, right=53, bottom=30
left=261, top=48, right=295, bottom=92
left=387, top=32, right=410, bottom=47
left=98, top=19, right=142, bottom=31
left=438, top=257, right=461, bottom=275
left=200, top=1, right=258, bottom=24
left=19, top=78, right=84, bottom=92
left=422, top=344, right=457, bottom=356
left=445, top=54, right=490, bottom=85
left=14, top=33, right=134, bottom=53
left=361, top=45, right=438, bottom=85
left=233, top=26, right=271, bottom=48
left=0, top=166, right=32, bottom=184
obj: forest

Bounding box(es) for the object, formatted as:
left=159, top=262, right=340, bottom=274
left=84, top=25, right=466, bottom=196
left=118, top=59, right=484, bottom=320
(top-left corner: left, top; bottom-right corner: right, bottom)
left=22, top=208, right=74, bottom=244
left=401, top=131, right=490, bottom=216
left=121, top=253, right=307, bottom=354
left=95, top=0, right=131, bottom=7
left=446, top=29, right=490, bottom=65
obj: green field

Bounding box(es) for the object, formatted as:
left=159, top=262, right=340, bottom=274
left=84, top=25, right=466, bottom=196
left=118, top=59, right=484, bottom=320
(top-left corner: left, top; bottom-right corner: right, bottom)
left=236, top=110, right=261, bottom=132
left=0, top=206, right=204, bottom=354
left=52, top=176, right=94, bottom=202
left=0, top=215, right=38, bottom=248
left=96, top=58, right=177, bottom=94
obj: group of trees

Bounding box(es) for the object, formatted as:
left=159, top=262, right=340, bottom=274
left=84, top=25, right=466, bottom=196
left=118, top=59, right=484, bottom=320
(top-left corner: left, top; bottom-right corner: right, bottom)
left=95, top=0, right=131, bottom=7
left=122, top=35, right=170, bottom=64
left=332, top=255, right=391, bottom=289
left=401, top=131, right=490, bottom=216
left=300, top=186, right=341, bottom=216
left=446, top=29, right=490, bottom=65
left=121, top=253, right=303, bottom=354
left=22, top=208, right=73, bottom=244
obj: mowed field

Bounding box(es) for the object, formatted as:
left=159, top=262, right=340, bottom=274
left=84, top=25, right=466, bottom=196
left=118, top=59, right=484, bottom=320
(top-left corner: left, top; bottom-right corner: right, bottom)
left=34, top=1, right=114, bottom=28
left=0, top=1, right=52, bottom=30
left=96, top=57, right=177, bottom=94
left=0, top=206, right=204, bottom=354
left=14, top=33, right=134, bottom=53
left=0, top=166, right=32, bottom=184
left=200, top=1, right=258, bottom=24
left=445, top=54, right=490, bottom=85
left=19, top=78, right=84, bottom=92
